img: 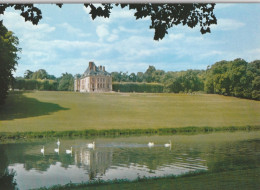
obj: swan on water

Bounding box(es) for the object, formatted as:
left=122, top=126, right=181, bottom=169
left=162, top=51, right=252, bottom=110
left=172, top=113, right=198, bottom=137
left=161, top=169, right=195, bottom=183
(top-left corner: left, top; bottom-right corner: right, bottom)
left=164, top=140, right=172, bottom=148
left=66, top=147, right=72, bottom=154
left=87, top=142, right=95, bottom=149
left=41, top=146, right=44, bottom=154
left=54, top=146, right=59, bottom=154
left=148, top=142, right=154, bottom=147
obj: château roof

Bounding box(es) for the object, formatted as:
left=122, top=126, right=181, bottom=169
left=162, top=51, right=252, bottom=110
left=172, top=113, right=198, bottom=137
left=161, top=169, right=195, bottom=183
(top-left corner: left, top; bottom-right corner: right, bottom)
left=81, top=62, right=111, bottom=78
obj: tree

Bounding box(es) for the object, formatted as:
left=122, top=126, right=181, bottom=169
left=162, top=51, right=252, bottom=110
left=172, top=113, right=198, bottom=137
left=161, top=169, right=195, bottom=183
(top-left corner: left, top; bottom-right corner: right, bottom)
left=153, top=70, right=165, bottom=83
left=129, top=73, right=137, bottom=82
left=111, top=72, right=122, bottom=82
left=58, top=73, right=74, bottom=91
left=24, top=69, right=33, bottom=79
left=204, top=59, right=260, bottom=100
left=31, top=69, right=48, bottom=80
left=0, top=21, right=20, bottom=105
left=136, top=72, right=144, bottom=82
left=0, top=3, right=217, bottom=41
left=144, top=65, right=156, bottom=82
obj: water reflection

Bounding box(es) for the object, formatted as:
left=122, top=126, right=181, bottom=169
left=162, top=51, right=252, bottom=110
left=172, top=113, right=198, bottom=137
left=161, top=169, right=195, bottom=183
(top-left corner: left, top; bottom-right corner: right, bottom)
left=0, top=132, right=259, bottom=190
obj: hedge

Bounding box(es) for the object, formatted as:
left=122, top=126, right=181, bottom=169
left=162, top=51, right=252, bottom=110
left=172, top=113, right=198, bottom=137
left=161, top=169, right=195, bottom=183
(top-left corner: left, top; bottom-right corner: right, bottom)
left=13, top=79, right=58, bottom=91
left=112, top=82, right=164, bottom=93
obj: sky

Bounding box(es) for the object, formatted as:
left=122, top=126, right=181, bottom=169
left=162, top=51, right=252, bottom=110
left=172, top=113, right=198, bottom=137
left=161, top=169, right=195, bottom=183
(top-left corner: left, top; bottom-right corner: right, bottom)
left=1, top=3, right=260, bottom=77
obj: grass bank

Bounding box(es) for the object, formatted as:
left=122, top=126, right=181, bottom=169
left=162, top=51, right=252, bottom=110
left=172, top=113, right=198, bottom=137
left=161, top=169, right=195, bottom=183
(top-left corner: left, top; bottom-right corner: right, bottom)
left=0, top=91, right=259, bottom=138
left=38, top=168, right=260, bottom=190
left=0, top=125, right=259, bottom=140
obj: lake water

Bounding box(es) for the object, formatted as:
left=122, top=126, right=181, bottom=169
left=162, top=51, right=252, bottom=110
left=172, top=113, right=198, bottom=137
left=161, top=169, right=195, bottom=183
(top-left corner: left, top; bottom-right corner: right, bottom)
left=0, top=131, right=259, bottom=190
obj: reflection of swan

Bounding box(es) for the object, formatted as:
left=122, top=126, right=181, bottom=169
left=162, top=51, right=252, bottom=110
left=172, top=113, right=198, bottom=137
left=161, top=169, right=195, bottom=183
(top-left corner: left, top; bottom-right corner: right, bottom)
left=87, top=142, right=95, bottom=149
left=54, top=146, right=59, bottom=154
left=148, top=142, right=154, bottom=147
left=164, top=140, right=172, bottom=148
left=41, top=146, right=44, bottom=154
left=66, top=147, right=72, bottom=154
left=57, top=139, right=60, bottom=146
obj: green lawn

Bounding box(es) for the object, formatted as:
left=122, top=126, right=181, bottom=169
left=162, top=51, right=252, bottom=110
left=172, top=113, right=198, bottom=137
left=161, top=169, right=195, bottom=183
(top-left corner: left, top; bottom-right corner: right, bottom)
left=0, top=91, right=259, bottom=133
left=40, top=168, right=260, bottom=190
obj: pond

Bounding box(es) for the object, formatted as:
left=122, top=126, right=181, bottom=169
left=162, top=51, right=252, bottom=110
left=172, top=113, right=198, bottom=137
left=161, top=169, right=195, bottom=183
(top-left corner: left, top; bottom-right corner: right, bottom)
left=0, top=131, right=259, bottom=190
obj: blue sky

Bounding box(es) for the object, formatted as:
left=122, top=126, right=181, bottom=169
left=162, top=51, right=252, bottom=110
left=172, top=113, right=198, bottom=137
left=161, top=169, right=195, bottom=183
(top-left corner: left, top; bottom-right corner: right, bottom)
left=1, top=3, right=260, bottom=77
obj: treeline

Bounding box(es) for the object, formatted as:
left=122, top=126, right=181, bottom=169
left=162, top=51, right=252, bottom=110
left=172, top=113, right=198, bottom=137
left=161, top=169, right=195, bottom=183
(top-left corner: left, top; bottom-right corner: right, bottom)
left=14, top=58, right=259, bottom=100
left=112, top=66, right=205, bottom=93
left=205, top=59, right=259, bottom=100
left=111, top=59, right=259, bottom=100
left=14, top=69, right=74, bottom=91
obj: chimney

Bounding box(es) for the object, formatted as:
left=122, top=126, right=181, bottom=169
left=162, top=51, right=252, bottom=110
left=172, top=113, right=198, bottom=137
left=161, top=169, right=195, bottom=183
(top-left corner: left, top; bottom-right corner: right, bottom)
left=99, top=66, right=102, bottom=70
left=102, top=66, right=105, bottom=72
left=89, top=62, right=94, bottom=70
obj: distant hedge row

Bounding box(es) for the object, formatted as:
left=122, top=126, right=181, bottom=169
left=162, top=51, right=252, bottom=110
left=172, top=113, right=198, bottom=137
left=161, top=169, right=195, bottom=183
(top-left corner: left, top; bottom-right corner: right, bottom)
left=112, top=82, right=164, bottom=93
left=13, top=79, right=58, bottom=91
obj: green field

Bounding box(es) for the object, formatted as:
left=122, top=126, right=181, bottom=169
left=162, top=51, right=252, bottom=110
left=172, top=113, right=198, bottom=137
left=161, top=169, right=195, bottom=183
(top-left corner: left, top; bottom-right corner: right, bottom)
left=0, top=91, right=259, bottom=134
left=40, top=168, right=260, bottom=190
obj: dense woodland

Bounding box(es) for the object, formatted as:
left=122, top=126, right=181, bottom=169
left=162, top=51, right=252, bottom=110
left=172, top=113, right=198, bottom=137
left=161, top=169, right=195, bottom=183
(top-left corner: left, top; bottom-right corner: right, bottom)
left=13, top=58, right=259, bottom=100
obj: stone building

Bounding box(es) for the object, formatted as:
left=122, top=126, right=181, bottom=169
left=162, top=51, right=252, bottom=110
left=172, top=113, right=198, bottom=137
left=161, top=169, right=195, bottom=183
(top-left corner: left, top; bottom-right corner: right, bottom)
left=74, top=62, right=112, bottom=92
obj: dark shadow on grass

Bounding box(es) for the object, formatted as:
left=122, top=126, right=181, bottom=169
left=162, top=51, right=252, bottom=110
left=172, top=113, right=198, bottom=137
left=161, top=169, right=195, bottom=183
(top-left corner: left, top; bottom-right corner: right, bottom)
left=0, top=91, right=69, bottom=120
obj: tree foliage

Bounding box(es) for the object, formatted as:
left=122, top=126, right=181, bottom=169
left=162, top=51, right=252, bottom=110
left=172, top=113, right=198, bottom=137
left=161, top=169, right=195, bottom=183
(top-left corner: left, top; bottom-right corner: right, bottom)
left=0, top=3, right=217, bottom=40
left=0, top=21, right=20, bottom=105
left=14, top=79, right=58, bottom=91
left=57, top=73, right=74, bottom=91
left=205, top=59, right=260, bottom=100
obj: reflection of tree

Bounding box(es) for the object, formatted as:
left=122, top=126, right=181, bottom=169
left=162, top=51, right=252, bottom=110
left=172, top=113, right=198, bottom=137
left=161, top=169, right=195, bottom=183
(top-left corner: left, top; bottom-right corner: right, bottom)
left=0, top=146, right=17, bottom=189
left=0, top=169, right=17, bottom=190
left=0, top=146, right=8, bottom=176
left=195, top=140, right=260, bottom=172
left=112, top=147, right=205, bottom=171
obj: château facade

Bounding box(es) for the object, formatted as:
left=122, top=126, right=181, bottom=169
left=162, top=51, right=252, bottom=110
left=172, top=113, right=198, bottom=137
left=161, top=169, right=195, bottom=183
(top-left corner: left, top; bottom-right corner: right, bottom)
left=74, top=62, right=112, bottom=92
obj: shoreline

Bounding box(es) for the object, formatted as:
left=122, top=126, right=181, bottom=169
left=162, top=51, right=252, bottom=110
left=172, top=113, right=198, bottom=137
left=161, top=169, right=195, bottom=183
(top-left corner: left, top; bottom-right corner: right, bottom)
left=1, top=125, right=259, bottom=141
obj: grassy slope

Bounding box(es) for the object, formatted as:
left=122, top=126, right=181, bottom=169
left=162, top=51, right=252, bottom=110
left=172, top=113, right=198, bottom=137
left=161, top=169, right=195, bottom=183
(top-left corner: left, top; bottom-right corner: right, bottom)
left=0, top=91, right=259, bottom=133
left=42, top=168, right=260, bottom=190
left=90, top=169, right=260, bottom=190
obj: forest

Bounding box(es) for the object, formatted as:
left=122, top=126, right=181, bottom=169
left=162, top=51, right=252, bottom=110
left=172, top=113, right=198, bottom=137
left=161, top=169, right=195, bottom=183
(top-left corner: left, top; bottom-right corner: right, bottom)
left=13, top=58, right=260, bottom=100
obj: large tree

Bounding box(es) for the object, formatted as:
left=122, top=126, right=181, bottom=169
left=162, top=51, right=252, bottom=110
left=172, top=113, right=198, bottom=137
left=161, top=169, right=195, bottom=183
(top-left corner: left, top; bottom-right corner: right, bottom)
left=0, top=21, right=20, bottom=105
left=58, top=73, right=74, bottom=91
left=0, top=3, right=217, bottom=40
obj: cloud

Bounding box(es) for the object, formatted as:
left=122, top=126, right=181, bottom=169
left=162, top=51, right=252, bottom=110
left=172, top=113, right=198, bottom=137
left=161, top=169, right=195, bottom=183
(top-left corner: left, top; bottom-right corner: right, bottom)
left=96, top=24, right=109, bottom=41
left=107, top=34, right=118, bottom=42
left=242, top=49, right=260, bottom=62
left=110, top=8, right=135, bottom=20
left=1, top=11, right=55, bottom=41
left=59, top=23, right=91, bottom=38
left=212, top=19, right=245, bottom=31
left=168, top=33, right=185, bottom=40
left=118, top=26, right=140, bottom=33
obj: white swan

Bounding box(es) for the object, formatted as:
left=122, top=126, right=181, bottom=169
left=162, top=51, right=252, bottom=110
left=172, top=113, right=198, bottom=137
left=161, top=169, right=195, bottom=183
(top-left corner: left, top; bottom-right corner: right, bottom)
left=87, top=142, right=95, bottom=149
left=41, top=146, right=44, bottom=154
left=54, top=146, right=59, bottom=154
left=57, top=139, right=60, bottom=146
left=164, top=140, right=172, bottom=148
left=148, top=142, right=154, bottom=147
left=66, top=147, right=72, bottom=154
